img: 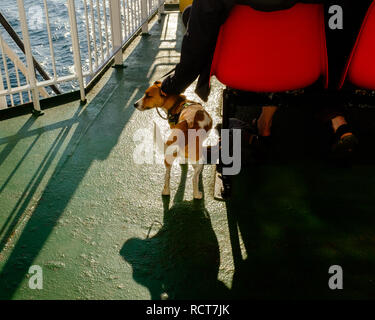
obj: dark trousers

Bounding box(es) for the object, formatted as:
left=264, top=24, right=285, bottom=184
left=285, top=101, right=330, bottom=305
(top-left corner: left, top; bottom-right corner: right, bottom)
left=316, top=0, right=373, bottom=122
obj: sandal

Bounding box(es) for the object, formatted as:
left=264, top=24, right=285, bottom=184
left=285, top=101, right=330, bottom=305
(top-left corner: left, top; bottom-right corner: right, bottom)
left=331, top=124, right=359, bottom=162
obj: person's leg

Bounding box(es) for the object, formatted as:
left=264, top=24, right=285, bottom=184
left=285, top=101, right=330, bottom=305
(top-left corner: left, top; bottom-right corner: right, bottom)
left=182, top=5, right=192, bottom=29
left=331, top=116, right=354, bottom=139
left=314, top=90, right=358, bottom=158
left=254, top=95, right=357, bottom=157
left=256, top=102, right=355, bottom=138
left=245, top=105, right=278, bottom=164
left=255, top=106, right=278, bottom=137
left=322, top=0, right=372, bottom=147
left=314, top=91, right=355, bottom=139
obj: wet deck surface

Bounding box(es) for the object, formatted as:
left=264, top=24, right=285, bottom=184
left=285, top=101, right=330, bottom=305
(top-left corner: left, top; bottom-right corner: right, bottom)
left=1, top=10, right=375, bottom=300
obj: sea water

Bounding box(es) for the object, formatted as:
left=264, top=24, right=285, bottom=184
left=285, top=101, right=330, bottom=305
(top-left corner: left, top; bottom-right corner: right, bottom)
left=0, top=0, right=114, bottom=106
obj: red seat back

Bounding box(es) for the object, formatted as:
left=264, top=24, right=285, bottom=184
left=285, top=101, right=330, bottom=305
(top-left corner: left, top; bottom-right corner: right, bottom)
left=340, top=1, right=375, bottom=90
left=210, top=4, right=328, bottom=92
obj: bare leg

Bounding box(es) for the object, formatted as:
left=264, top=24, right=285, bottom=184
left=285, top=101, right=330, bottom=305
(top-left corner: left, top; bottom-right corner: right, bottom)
left=256, top=106, right=278, bottom=137
left=331, top=115, right=353, bottom=139
left=257, top=107, right=353, bottom=139
left=192, top=163, right=203, bottom=199
left=163, top=132, right=179, bottom=196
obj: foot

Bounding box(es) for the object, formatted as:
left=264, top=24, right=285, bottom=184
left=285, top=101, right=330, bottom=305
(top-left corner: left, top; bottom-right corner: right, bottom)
left=331, top=116, right=354, bottom=140
left=330, top=117, right=359, bottom=161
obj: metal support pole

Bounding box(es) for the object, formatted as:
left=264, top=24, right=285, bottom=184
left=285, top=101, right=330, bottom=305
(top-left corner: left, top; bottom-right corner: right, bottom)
left=0, top=33, right=14, bottom=106
left=0, top=67, right=7, bottom=109
left=67, top=0, right=87, bottom=104
left=17, top=0, right=41, bottom=113
left=0, top=11, right=61, bottom=95
left=141, top=0, right=149, bottom=34
left=158, top=0, right=164, bottom=21
left=109, top=0, right=124, bottom=66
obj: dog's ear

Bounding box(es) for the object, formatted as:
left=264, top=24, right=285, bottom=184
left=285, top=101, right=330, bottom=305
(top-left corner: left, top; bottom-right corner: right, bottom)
left=160, top=88, right=167, bottom=96
left=154, top=81, right=167, bottom=96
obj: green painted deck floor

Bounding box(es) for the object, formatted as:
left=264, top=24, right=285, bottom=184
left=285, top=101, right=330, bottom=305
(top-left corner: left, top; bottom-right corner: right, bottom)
left=1, top=11, right=375, bottom=300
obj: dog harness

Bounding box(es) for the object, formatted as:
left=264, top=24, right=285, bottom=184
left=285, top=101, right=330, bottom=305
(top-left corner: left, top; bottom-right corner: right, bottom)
left=167, top=99, right=197, bottom=126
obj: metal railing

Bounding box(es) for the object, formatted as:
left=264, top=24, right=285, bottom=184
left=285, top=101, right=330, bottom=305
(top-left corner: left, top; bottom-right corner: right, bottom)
left=0, top=0, right=165, bottom=112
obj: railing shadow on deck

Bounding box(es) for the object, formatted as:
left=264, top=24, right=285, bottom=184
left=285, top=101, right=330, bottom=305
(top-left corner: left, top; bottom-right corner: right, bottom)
left=0, top=12, right=182, bottom=299
left=0, top=106, right=84, bottom=253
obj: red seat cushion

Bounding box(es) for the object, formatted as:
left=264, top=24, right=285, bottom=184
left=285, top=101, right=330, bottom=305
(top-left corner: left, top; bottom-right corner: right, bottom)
left=210, top=4, right=328, bottom=92
left=340, top=1, right=375, bottom=90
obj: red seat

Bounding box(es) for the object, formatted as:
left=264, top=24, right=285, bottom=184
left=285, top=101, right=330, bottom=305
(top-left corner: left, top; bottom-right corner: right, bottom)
left=210, top=4, right=328, bottom=92
left=339, top=1, right=375, bottom=90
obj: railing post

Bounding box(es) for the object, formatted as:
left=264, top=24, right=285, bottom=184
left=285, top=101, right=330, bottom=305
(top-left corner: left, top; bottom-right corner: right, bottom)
left=141, top=0, right=149, bottom=34
left=109, top=0, right=124, bottom=66
left=0, top=68, right=7, bottom=109
left=158, top=0, right=165, bottom=20
left=67, top=0, right=87, bottom=104
left=16, top=0, right=41, bottom=114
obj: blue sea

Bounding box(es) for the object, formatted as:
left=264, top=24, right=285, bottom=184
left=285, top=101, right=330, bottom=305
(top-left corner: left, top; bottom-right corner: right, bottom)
left=0, top=0, right=114, bottom=105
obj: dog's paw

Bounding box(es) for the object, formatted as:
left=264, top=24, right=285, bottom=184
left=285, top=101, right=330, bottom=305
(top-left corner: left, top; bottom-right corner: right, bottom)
left=162, top=188, right=170, bottom=196
left=193, top=191, right=203, bottom=200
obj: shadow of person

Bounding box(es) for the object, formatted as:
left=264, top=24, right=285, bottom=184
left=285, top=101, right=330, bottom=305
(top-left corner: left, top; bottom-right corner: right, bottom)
left=227, top=162, right=375, bottom=299
left=226, top=166, right=332, bottom=300
left=121, top=164, right=230, bottom=300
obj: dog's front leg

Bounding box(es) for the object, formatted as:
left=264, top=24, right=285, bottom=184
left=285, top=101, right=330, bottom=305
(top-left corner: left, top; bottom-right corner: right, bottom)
left=162, top=133, right=179, bottom=196
left=192, top=163, right=204, bottom=199
left=162, top=158, right=172, bottom=196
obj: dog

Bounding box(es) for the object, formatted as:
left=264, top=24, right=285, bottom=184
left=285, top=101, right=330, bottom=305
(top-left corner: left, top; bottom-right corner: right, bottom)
left=134, top=81, right=213, bottom=199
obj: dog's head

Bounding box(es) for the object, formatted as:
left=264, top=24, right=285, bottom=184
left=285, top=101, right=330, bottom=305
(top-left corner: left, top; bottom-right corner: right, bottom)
left=134, top=81, right=167, bottom=111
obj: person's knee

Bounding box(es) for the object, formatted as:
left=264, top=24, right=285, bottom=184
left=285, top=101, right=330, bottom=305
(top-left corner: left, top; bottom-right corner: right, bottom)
left=182, top=5, right=192, bottom=28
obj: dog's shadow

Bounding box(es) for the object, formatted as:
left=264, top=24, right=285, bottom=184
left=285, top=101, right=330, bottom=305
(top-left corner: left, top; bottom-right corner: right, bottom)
left=120, top=164, right=229, bottom=299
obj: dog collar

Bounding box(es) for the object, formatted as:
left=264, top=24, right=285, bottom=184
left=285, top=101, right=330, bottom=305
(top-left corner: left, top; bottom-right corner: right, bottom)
left=166, top=97, right=191, bottom=126
left=167, top=112, right=180, bottom=126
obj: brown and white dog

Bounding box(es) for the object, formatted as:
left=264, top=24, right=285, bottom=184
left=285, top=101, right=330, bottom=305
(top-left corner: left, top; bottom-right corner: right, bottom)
left=134, top=81, right=213, bottom=199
